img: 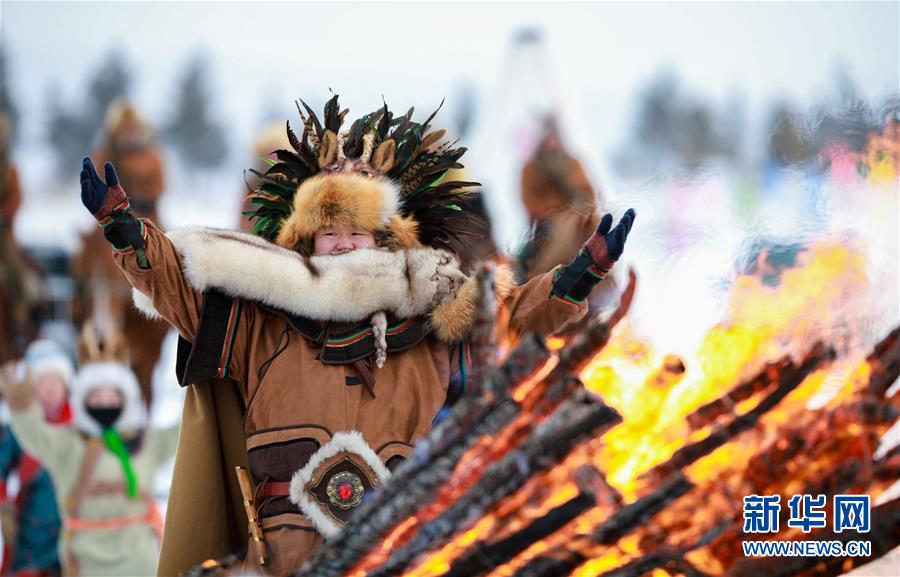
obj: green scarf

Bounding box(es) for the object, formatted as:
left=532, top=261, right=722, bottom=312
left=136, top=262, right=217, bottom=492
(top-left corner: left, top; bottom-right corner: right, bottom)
left=101, top=428, right=139, bottom=499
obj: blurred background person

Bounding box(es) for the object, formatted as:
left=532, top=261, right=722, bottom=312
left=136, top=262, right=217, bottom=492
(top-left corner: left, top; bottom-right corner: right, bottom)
left=514, top=116, right=623, bottom=323
left=0, top=325, right=180, bottom=577
left=71, top=101, right=169, bottom=408
left=0, top=340, right=73, bottom=577
left=517, top=114, right=602, bottom=280
left=0, top=114, right=44, bottom=366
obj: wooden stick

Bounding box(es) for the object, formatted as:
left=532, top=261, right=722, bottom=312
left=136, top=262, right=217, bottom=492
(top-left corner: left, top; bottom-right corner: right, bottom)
left=235, top=466, right=267, bottom=567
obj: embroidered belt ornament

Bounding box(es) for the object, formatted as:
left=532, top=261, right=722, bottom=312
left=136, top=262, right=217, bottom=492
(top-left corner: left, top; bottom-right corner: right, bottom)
left=324, top=468, right=365, bottom=509
left=305, top=456, right=376, bottom=523
left=289, top=431, right=392, bottom=539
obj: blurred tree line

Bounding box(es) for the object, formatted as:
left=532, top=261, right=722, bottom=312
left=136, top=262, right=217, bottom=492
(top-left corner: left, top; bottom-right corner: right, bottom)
left=614, top=67, right=898, bottom=178
left=3, top=43, right=896, bottom=182
left=1, top=46, right=229, bottom=177
left=767, top=71, right=897, bottom=168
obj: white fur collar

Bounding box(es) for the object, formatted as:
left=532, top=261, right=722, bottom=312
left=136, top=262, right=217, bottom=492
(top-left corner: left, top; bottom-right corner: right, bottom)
left=133, top=227, right=469, bottom=323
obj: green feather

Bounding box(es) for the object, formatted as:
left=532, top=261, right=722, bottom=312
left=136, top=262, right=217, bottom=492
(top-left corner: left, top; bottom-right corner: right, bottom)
left=250, top=197, right=290, bottom=210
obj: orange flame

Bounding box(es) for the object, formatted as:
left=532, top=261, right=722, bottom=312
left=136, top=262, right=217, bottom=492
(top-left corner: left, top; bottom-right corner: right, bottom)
left=400, top=240, right=891, bottom=577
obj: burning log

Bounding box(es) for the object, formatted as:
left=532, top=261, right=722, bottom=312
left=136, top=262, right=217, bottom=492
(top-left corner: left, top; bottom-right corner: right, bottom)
left=744, top=400, right=897, bottom=494
left=646, top=342, right=835, bottom=481
left=509, top=474, right=694, bottom=577
left=511, top=331, right=882, bottom=577
left=484, top=455, right=624, bottom=544
left=530, top=270, right=636, bottom=405
left=594, top=522, right=728, bottom=577
left=441, top=467, right=607, bottom=577
left=509, top=550, right=588, bottom=577
left=667, top=559, right=713, bottom=577
left=685, top=356, right=792, bottom=430
left=648, top=330, right=900, bottom=572
left=365, top=393, right=621, bottom=577
left=863, top=325, right=900, bottom=397
left=489, top=329, right=889, bottom=577
left=591, top=473, right=694, bottom=545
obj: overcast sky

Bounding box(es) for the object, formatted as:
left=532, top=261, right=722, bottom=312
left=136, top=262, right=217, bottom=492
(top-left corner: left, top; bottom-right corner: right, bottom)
left=4, top=1, right=896, bottom=139
left=2, top=1, right=898, bottom=247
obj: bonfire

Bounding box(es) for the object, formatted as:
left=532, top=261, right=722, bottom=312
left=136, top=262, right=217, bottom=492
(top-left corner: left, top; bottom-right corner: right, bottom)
left=287, top=237, right=898, bottom=577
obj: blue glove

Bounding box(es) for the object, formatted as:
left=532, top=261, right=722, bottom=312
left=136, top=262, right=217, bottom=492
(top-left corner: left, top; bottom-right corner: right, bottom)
left=551, top=208, right=636, bottom=304
left=586, top=208, right=636, bottom=269
left=80, top=157, right=129, bottom=219
left=79, top=157, right=148, bottom=269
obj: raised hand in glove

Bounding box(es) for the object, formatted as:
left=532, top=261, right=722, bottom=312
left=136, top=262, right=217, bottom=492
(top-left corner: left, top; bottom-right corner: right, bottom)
left=80, top=157, right=128, bottom=219
left=551, top=208, right=636, bottom=303
left=80, top=158, right=149, bottom=268
left=582, top=208, right=636, bottom=271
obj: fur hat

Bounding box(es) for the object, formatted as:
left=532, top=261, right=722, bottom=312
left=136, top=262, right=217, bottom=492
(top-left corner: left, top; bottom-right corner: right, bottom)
left=71, top=321, right=146, bottom=435
left=70, top=361, right=146, bottom=437
left=245, top=95, right=485, bottom=256
left=24, top=339, right=75, bottom=386
left=104, top=99, right=150, bottom=135
left=102, top=99, right=155, bottom=151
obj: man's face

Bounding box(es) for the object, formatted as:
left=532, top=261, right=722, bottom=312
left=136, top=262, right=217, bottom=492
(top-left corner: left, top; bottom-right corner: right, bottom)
left=313, top=225, right=376, bottom=255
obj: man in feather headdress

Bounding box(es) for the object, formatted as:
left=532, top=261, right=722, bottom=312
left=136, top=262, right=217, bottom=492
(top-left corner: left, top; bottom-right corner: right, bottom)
left=79, top=95, right=636, bottom=576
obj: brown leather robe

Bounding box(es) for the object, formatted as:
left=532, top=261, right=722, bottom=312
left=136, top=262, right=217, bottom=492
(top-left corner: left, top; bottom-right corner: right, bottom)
left=114, top=220, right=587, bottom=576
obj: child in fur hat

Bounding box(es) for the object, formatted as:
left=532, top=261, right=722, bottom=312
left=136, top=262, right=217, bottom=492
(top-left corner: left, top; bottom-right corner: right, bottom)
left=0, top=349, right=180, bottom=577
left=78, top=96, right=635, bottom=576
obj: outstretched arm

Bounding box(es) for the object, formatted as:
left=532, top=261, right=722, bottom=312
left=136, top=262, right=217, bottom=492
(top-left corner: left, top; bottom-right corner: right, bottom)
left=505, top=209, right=636, bottom=337
left=0, top=365, right=83, bottom=477
left=80, top=157, right=203, bottom=340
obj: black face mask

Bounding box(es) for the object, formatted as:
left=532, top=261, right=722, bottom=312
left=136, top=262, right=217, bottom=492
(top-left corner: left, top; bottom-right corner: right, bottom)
left=87, top=407, right=122, bottom=429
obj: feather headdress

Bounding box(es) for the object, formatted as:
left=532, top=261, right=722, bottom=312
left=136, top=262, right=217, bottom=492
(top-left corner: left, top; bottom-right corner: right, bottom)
left=244, top=94, right=485, bottom=254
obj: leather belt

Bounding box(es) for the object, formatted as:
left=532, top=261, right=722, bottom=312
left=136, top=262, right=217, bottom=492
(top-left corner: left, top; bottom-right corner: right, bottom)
left=260, top=481, right=292, bottom=497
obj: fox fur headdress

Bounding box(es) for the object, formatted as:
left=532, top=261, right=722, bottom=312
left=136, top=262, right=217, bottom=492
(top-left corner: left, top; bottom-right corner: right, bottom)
left=244, top=95, right=484, bottom=255
left=72, top=322, right=146, bottom=436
